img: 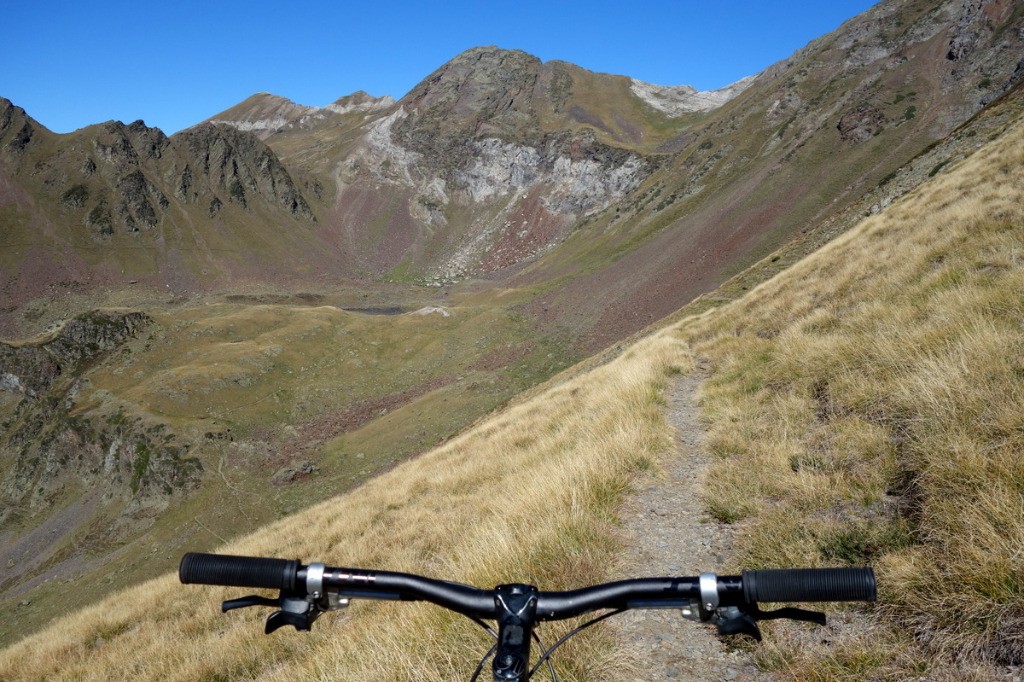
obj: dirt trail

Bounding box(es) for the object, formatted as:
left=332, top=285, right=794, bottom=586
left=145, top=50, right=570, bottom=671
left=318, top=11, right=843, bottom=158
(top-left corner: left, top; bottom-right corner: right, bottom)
left=611, top=368, right=776, bottom=682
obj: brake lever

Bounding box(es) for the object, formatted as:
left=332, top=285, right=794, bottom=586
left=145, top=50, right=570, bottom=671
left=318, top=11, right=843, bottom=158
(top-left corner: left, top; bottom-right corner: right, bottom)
left=222, top=587, right=350, bottom=634
left=220, top=590, right=319, bottom=632
left=696, top=602, right=828, bottom=642
left=715, top=610, right=762, bottom=641
left=222, top=595, right=280, bottom=612
left=750, top=605, right=826, bottom=625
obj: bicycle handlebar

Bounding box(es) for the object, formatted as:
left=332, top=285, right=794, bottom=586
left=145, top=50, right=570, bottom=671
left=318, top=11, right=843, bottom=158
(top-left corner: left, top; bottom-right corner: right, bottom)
left=180, top=552, right=876, bottom=681
left=179, top=552, right=875, bottom=620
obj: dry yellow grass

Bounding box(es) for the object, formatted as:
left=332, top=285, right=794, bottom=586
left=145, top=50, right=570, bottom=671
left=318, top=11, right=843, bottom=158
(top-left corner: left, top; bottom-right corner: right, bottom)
left=679, top=113, right=1024, bottom=677
left=0, top=324, right=690, bottom=680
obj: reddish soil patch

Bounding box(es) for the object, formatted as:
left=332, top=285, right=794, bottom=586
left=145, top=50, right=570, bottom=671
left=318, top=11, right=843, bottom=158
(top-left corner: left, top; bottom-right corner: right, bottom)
left=469, top=340, right=536, bottom=371
left=517, top=166, right=814, bottom=353
left=276, top=376, right=454, bottom=460
left=320, top=183, right=421, bottom=274
left=480, top=189, right=569, bottom=271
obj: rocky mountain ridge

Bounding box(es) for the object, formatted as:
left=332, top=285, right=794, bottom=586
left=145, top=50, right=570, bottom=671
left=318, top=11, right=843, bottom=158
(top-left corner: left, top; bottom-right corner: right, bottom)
left=0, top=101, right=316, bottom=233
left=0, top=99, right=328, bottom=328
left=5, top=0, right=1019, bottom=309
left=205, top=91, right=395, bottom=140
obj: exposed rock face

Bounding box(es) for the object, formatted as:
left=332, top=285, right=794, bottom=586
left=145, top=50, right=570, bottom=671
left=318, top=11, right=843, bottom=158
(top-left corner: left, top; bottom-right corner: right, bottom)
left=0, top=98, right=19, bottom=133
left=270, top=460, right=319, bottom=485
left=0, top=309, right=150, bottom=403
left=0, top=311, right=151, bottom=400
left=333, top=47, right=656, bottom=278
left=0, top=346, right=59, bottom=398
left=175, top=123, right=314, bottom=218
left=837, top=106, right=888, bottom=143
left=325, top=91, right=395, bottom=115
left=440, top=131, right=649, bottom=216
left=629, top=76, right=756, bottom=116
left=208, top=93, right=314, bottom=138
left=0, top=98, right=44, bottom=159
left=0, top=310, right=201, bottom=518
left=947, top=0, right=990, bottom=61
left=348, top=107, right=425, bottom=186
left=44, top=310, right=152, bottom=370
left=393, top=48, right=544, bottom=161
left=92, top=120, right=168, bottom=170
left=942, top=0, right=1024, bottom=105
left=0, top=110, right=316, bottom=245
left=116, top=169, right=169, bottom=231
left=1, top=404, right=201, bottom=512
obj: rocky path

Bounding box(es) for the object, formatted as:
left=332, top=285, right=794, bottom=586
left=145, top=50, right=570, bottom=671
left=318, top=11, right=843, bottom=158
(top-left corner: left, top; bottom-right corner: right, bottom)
left=611, top=368, right=776, bottom=682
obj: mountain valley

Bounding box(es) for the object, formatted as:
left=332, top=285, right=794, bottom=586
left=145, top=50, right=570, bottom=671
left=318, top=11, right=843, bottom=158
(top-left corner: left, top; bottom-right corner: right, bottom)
left=1, top=0, right=1024, bottom=658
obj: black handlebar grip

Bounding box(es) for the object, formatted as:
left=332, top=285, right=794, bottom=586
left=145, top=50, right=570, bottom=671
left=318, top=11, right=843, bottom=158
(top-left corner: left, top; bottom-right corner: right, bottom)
left=179, top=552, right=300, bottom=591
left=742, top=568, right=876, bottom=603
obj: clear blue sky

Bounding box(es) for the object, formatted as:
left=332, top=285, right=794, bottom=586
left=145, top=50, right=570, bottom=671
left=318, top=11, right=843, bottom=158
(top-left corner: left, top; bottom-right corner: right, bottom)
left=5, top=0, right=878, bottom=135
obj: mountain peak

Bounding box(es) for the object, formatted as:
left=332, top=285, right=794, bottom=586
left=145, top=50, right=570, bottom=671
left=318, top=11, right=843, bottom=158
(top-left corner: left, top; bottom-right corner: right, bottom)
left=204, top=91, right=394, bottom=140
left=325, top=91, right=395, bottom=115
left=404, top=46, right=540, bottom=104
left=0, top=97, right=49, bottom=154
left=447, top=45, right=536, bottom=61
left=203, top=93, right=317, bottom=139
left=395, top=46, right=544, bottom=146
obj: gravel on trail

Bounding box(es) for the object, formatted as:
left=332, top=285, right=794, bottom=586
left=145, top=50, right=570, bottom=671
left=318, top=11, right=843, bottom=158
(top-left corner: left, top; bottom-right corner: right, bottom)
left=611, top=368, right=777, bottom=682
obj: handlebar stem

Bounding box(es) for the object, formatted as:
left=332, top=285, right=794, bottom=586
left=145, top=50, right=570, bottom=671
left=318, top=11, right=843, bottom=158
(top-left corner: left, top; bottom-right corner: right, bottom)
left=493, top=584, right=539, bottom=682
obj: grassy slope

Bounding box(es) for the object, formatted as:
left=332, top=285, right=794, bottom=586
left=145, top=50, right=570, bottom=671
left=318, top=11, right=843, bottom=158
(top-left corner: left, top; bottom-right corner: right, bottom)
left=0, top=297, right=578, bottom=647
left=685, top=113, right=1024, bottom=678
